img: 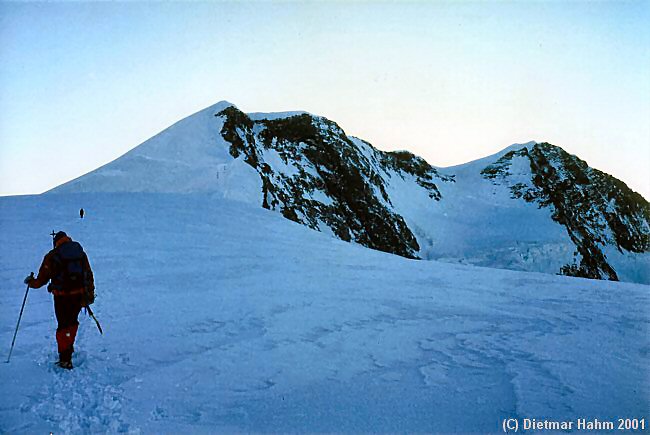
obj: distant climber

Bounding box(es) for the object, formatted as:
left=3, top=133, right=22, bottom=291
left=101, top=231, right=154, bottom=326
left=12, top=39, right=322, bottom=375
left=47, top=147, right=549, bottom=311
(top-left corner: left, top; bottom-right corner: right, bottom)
left=24, top=231, right=95, bottom=369
left=80, top=208, right=84, bottom=219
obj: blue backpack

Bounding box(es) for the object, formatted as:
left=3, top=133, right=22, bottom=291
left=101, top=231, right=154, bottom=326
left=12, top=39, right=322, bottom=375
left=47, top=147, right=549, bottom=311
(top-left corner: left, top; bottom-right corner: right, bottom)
left=49, top=241, right=94, bottom=304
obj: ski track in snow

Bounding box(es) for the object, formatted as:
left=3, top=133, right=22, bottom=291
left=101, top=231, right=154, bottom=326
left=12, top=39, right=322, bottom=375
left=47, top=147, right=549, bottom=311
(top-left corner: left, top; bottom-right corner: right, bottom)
left=0, top=193, right=648, bottom=433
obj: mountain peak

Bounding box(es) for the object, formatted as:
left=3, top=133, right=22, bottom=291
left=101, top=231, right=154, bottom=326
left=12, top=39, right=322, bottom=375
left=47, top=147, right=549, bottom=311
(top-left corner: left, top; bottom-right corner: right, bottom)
left=202, top=101, right=311, bottom=122
left=201, top=100, right=237, bottom=115
left=498, top=140, right=537, bottom=155
left=444, top=141, right=538, bottom=172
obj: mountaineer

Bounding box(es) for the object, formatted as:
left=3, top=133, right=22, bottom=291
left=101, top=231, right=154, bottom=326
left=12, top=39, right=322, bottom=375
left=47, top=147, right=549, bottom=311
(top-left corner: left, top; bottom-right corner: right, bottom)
left=24, top=231, right=95, bottom=369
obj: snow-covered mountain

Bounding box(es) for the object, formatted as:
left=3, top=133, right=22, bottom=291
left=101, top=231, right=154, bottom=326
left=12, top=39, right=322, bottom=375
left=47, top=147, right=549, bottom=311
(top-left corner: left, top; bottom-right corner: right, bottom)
left=50, top=101, right=650, bottom=283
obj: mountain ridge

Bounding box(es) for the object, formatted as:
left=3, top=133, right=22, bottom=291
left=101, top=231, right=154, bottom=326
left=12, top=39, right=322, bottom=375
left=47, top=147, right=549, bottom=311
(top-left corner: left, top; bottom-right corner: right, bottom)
left=48, top=101, right=650, bottom=283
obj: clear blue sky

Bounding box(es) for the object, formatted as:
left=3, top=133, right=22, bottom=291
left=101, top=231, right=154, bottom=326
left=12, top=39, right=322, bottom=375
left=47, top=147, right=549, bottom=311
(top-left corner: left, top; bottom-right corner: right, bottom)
left=1, top=1, right=648, bottom=198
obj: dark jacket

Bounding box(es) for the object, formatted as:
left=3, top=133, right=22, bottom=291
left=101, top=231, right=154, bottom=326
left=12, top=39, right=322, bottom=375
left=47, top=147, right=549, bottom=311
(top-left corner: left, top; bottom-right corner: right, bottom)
left=30, top=236, right=95, bottom=299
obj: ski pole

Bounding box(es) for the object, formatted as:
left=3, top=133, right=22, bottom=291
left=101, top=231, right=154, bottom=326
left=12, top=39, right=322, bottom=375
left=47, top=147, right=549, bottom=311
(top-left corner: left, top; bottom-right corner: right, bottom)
left=86, top=305, right=103, bottom=335
left=6, top=273, right=33, bottom=363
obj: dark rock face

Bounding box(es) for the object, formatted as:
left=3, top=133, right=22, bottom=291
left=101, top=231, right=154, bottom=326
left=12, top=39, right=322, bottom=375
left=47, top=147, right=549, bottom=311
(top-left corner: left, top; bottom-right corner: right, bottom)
left=482, top=142, right=650, bottom=280
left=217, top=105, right=648, bottom=280
left=380, top=150, right=454, bottom=200
left=217, top=107, right=450, bottom=259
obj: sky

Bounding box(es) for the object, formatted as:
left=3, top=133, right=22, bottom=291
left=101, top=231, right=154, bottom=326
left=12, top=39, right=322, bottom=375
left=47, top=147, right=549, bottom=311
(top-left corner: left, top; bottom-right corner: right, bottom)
left=1, top=1, right=649, bottom=198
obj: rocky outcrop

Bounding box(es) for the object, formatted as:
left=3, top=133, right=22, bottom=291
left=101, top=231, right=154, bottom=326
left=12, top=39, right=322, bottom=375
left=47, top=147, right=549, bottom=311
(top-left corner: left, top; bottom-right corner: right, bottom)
left=217, top=107, right=451, bottom=258
left=482, top=142, right=650, bottom=280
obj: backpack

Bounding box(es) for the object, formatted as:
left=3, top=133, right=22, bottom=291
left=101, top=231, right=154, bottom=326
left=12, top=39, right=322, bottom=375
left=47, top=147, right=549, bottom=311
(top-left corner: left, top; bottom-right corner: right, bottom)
left=50, top=241, right=95, bottom=305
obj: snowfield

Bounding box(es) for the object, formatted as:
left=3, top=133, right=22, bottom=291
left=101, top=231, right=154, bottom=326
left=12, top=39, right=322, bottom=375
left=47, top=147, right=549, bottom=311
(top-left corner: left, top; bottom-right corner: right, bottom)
left=0, top=193, right=648, bottom=433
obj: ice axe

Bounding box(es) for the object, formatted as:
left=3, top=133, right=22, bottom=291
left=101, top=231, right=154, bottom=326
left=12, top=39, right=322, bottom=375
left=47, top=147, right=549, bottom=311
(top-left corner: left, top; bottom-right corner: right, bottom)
left=6, top=272, right=33, bottom=363
left=85, top=305, right=103, bottom=335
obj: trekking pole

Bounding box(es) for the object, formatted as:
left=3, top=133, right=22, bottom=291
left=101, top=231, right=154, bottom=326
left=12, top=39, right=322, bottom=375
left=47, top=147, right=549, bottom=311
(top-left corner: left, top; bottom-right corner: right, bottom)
left=6, top=273, right=33, bottom=363
left=86, top=305, right=103, bottom=335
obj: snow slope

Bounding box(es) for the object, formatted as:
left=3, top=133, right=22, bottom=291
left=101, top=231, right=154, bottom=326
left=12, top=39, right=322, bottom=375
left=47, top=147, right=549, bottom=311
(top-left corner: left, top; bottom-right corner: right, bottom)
left=49, top=101, right=262, bottom=205
left=0, top=193, right=648, bottom=433
left=378, top=141, right=577, bottom=273
left=48, top=103, right=649, bottom=284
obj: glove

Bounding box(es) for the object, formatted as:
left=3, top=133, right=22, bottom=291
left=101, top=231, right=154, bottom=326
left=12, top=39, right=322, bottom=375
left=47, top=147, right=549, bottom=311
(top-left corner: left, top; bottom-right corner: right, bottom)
left=24, top=273, right=34, bottom=286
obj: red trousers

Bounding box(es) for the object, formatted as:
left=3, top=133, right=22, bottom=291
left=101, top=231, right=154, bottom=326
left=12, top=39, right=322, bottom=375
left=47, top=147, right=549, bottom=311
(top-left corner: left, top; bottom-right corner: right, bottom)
left=53, top=295, right=82, bottom=362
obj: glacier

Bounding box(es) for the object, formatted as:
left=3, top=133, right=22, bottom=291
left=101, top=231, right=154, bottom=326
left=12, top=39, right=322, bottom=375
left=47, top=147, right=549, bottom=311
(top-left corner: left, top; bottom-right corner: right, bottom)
left=0, top=192, right=647, bottom=433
